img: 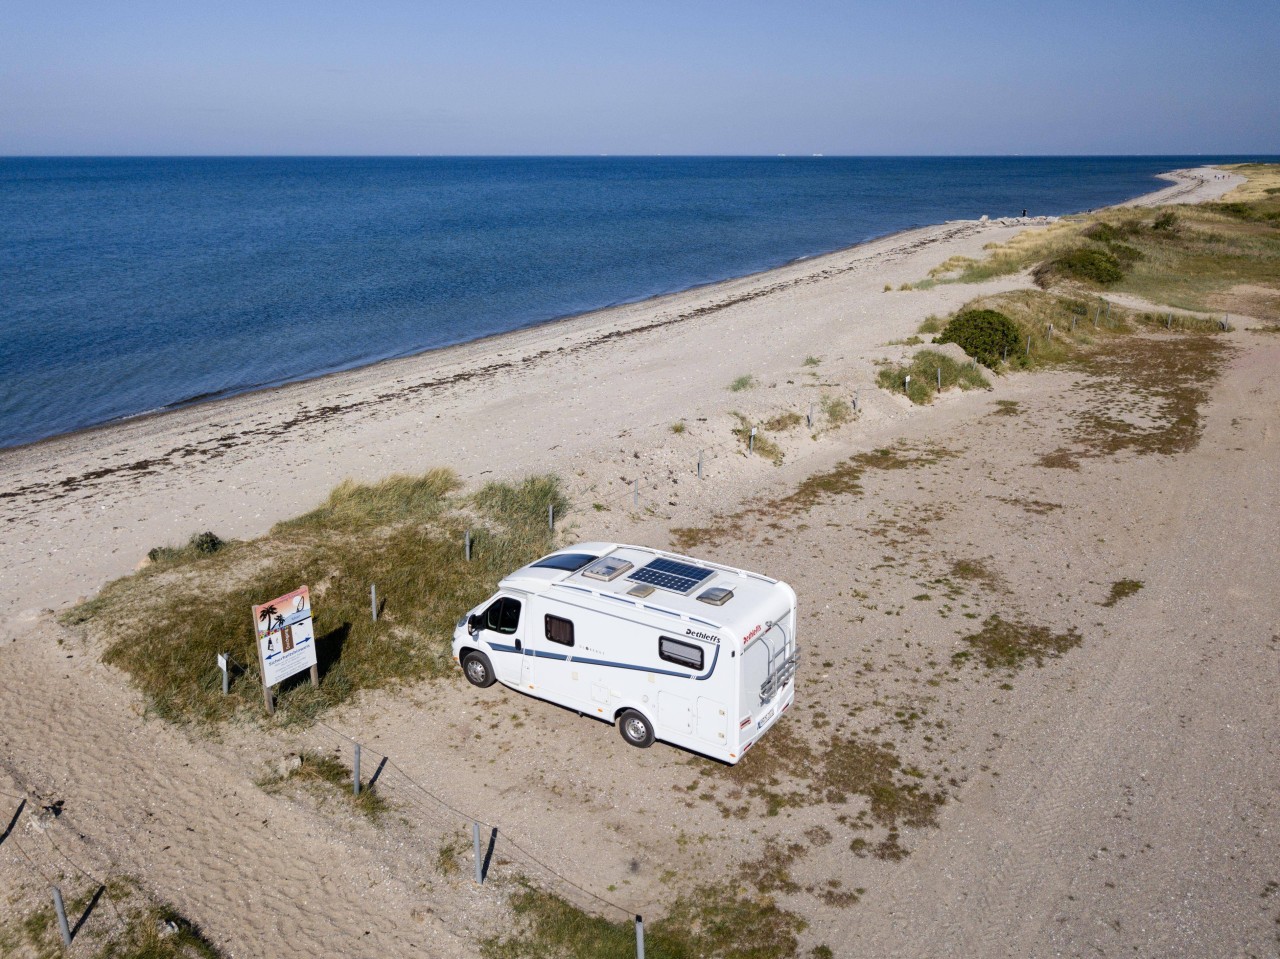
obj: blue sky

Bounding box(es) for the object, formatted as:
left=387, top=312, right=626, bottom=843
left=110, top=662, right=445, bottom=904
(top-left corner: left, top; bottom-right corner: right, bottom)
left=2, top=0, right=1276, bottom=155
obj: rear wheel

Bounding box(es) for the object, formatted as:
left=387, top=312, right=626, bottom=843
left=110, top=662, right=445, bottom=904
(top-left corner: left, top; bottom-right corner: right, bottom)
left=618, top=709, right=655, bottom=748
left=461, top=651, right=496, bottom=688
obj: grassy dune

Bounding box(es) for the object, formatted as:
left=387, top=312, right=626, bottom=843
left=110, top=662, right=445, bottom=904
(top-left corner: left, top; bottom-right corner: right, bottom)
left=923, top=164, right=1280, bottom=322
left=62, top=471, right=565, bottom=726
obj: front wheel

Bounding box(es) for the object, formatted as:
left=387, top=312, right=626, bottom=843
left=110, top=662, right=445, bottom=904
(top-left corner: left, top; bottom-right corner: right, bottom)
left=461, top=651, right=496, bottom=688
left=618, top=709, right=655, bottom=748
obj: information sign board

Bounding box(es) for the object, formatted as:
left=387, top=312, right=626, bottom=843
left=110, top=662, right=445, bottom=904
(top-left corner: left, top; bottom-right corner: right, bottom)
left=252, top=586, right=318, bottom=689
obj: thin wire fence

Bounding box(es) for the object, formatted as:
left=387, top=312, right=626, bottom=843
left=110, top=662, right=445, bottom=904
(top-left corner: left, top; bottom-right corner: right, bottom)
left=307, top=721, right=637, bottom=923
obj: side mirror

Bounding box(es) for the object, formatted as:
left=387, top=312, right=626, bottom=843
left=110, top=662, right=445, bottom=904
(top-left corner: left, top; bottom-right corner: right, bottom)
left=467, top=614, right=481, bottom=634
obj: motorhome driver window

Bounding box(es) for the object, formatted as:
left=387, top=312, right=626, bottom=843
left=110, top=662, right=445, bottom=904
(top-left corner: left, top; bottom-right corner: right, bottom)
left=545, top=614, right=575, bottom=647
left=658, top=636, right=704, bottom=670
left=484, top=597, right=521, bottom=634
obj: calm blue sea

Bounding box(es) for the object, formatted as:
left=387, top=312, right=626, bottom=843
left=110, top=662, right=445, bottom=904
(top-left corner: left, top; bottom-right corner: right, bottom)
left=0, top=155, right=1269, bottom=449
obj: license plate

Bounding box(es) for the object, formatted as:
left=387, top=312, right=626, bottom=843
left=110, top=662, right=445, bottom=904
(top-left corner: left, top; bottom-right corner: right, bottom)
left=757, top=707, right=775, bottom=729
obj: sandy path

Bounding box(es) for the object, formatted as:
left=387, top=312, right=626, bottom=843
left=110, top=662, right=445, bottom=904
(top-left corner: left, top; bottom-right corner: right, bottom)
left=0, top=625, right=489, bottom=958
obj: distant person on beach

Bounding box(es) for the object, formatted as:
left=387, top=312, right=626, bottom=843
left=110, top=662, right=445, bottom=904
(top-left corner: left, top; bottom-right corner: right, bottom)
left=1022, top=209, right=1027, bottom=217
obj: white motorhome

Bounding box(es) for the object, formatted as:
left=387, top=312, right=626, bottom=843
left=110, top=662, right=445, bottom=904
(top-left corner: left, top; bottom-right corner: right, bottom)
left=451, top=543, right=799, bottom=764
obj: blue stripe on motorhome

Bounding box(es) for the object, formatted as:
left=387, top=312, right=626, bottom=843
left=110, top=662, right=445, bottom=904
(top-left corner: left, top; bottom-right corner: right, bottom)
left=480, top=637, right=719, bottom=680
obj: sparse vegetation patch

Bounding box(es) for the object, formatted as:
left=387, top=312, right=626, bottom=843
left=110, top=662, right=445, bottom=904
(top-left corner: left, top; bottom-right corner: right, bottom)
left=672, top=443, right=954, bottom=551
left=1, top=878, right=223, bottom=959
left=482, top=879, right=806, bottom=959
left=876, top=350, right=990, bottom=404
left=952, top=615, right=1082, bottom=671
left=1101, top=579, right=1144, bottom=607
left=259, top=749, right=390, bottom=821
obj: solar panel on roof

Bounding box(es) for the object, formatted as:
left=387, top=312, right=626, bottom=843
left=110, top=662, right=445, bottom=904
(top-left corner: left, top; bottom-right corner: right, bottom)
left=626, top=557, right=714, bottom=595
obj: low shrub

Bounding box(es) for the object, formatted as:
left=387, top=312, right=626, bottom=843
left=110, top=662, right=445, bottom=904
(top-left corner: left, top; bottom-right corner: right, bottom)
left=148, top=531, right=227, bottom=564
left=936, top=309, right=1021, bottom=368
left=1032, top=248, right=1124, bottom=288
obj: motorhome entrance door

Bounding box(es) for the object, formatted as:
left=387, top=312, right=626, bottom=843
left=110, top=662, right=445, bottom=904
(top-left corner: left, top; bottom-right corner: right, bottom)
left=476, top=593, right=526, bottom=685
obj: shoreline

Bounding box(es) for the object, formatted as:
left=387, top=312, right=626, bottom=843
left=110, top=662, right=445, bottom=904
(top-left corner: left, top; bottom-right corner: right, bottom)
left=0, top=166, right=1241, bottom=621
left=0, top=166, right=1223, bottom=456
left=0, top=218, right=971, bottom=457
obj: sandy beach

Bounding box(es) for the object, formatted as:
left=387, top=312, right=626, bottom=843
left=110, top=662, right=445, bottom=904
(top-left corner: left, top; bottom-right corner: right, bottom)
left=3, top=165, right=1277, bottom=958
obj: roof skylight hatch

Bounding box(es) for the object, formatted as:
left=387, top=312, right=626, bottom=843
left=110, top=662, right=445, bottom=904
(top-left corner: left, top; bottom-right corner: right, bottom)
left=582, top=556, right=633, bottom=582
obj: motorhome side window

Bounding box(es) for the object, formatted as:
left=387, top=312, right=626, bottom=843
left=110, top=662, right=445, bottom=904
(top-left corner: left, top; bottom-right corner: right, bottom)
left=658, top=636, right=704, bottom=670
left=483, top=597, right=521, bottom=634
left=544, top=614, right=574, bottom=647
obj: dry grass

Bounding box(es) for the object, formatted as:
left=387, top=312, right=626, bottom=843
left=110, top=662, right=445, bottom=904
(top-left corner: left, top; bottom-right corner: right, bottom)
left=763, top=411, right=804, bottom=432
left=62, top=471, right=566, bottom=727
left=819, top=394, right=853, bottom=428
left=731, top=413, right=785, bottom=466
left=1, top=877, right=223, bottom=959
left=1221, top=163, right=1280, bottom=203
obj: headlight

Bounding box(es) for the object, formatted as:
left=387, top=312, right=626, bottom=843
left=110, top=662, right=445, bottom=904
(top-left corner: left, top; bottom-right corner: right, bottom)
left=456, top=615, right=468, bottom=629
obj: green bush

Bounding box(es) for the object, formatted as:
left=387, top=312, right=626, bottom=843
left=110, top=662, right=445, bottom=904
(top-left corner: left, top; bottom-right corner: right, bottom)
left=936, top=309, right=1021, bottom=368
left=1151, top=210, right=1178, bottom=231
left=1106, top=242, right=1143, bottom=267
left=1033, top=248, right=1124, bottom=287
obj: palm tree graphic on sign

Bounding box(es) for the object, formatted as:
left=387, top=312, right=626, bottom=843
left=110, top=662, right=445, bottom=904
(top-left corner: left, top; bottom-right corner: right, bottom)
left=258, top=604, right=278, bottom=653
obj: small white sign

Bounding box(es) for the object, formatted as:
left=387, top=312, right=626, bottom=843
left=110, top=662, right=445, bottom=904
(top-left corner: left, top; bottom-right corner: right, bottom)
left=253, top=586, right=318, bottom=688
left=217, top=653, right=227, bottom=672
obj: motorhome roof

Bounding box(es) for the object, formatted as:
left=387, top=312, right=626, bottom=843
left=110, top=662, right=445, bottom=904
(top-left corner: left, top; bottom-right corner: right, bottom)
left=500, top=543, right=787, bottom=638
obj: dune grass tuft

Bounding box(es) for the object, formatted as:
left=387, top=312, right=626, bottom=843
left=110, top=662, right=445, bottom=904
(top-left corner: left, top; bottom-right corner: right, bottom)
left=876, top=349, right=990, bottom=404
left=259, top=749, right=390, bottom=821
left=731, top=413, right=785, bottom=466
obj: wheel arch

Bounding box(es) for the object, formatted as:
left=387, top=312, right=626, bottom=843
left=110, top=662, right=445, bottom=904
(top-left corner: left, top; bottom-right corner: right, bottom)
left=613, top=703, right=653, bottom=725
